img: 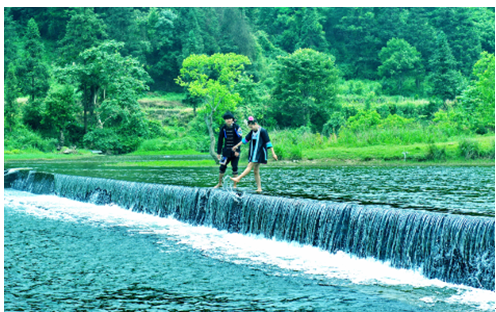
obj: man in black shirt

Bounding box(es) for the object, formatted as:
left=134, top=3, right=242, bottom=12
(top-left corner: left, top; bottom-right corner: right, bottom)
left=214, top=112, right=242, bottom=188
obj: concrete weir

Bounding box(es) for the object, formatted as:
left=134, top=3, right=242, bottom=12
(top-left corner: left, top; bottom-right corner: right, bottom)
left=5, top=169, right=495, bottom=291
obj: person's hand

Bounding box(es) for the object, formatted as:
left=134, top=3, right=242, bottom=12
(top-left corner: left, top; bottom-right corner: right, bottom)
left=232, top=146, right=238, bottom=152
left=217, top=154, right=221, bottom=160
left=272, top=153, right=278, bottom=161
left=234, top=152, right=239, bottom=157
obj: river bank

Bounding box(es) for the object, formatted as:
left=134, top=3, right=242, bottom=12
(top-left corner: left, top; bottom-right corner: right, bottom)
left=5, top=135, right=494, bottom=166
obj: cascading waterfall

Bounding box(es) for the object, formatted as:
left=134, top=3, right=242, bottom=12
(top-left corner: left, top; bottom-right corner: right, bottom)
left=8, top=170, right=495, bottom=291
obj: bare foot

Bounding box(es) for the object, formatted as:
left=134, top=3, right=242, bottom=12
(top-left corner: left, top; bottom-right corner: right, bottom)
left=256, top=189, right=262, bottom=193
left=213, top=184, right=222, bottom=189
left=230, top=177, right=240, bottom=183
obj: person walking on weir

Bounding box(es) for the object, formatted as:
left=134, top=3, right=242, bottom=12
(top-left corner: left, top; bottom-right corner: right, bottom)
left=230, top=116, right=277, bottom=193
left=213, top=112, right=243, bottom=189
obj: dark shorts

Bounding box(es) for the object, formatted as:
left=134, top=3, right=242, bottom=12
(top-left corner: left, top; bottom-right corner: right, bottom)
left=219, top=156, right=239, bottom=175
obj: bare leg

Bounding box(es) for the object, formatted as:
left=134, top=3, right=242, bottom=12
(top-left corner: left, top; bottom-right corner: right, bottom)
left=213, top=173, right=224, bottom=188
left=253, top=163, right=262, bottom=193
left=232, top=174, right=238, bottom=188
left=231, top=163, right=253, bottom=183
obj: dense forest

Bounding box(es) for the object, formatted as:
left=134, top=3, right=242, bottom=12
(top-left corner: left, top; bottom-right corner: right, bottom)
left=4, top=7, right=495, bottom=160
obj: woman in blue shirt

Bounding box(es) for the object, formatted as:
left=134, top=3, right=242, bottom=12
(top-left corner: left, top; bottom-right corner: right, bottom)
left=230, top=116, right=277, bottom=193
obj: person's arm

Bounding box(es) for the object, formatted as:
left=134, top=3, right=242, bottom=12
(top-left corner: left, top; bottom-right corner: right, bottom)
left=217, top=127, right=224, bottom=160
left=232, top=131, right=251, bottom=151
left=262, top=129, right=278, bottom=161
left=234, top=126, right=243, bottom=153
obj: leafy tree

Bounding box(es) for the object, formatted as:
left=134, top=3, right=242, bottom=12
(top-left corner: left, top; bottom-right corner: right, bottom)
left=218, top=8, right=256, bottom=57
left=4, top=8, right=19, bottom=78
left=42, top=84, right=78, bottom=147
left=296, top=7, right=327, bottom=51
left=430, top=8, right=482, bottom=76
left=4, top=65, right=20, bottom=132
left=334, top=8, right=382, bottom=79
left=57, top=40, right=151, bottom=152
left=144, top=8, right=178, bottom=90
left=428, top=31, right=462, bottom=101
left=470, top=8, right=495, bottom=54
left=176, top=53, right=251, bottom=162
left=378, top=38, right=423, bottom=95
left=459, top=52, right=495, bottom=132
left=17, top=18, right=50, bottom=101
left=58, top=8, right=107, bottom=65
left=271, top=48, right=340, bottom=131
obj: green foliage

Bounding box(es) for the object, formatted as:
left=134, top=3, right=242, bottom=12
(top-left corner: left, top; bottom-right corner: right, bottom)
left=271, top=48, right=340, bottom=130
left=137, top=138, right=166, bottom=152
left=5, top=7, right=495, bottom=157
left=458, top=139, right=481, bottom=160
left=42, top=84, right=78, bottom=144
left=343, top=109, right=382, bottom=133
left=430, top=8, right=483, bottom=76
left=17, top=18, right=50, bottom=101
left=428, top=31, right=463, bottom=101
left=176, top=53, right=251, bottom=117
left=56, top=40, right=150, bottom=152
left=426, top=144, right=447, bottom=161
left=458, top=52, right=495, bottom=133
left=4, top=65, right=20, bottom=132
left=378, top=38, right=423, bottom=95
left=58, top=8, right=108, bottom=65
left=83, top=128, right=121, bottom=154
left=4, top=127, right=58, bottom=152
left=22, top=99, right=45, bottom=131
left=147, top=120, right=167, bottom=138
left=176, top=52, right=251, bottom=159
left=340, top=79, right=383, bottom=96
left=4, top=8, right=19, bottom=77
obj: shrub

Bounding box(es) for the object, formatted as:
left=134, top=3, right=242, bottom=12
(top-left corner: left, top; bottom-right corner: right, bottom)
left=83, top=128, right=122, bottom=154
left=166, top=137, right=198, bottom=151
left=426, top=144, right=447, bottom=161
left=458, top=139, right=480, bottom=160
left=137, top=138, right=166, bottom=152
left=4, top=127, right=58, bottom=152
left=147, top=120, right=167, bottom=138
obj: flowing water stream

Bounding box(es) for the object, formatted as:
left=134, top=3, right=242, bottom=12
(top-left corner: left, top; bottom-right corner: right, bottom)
left=4, top=156, right=495, bottom=311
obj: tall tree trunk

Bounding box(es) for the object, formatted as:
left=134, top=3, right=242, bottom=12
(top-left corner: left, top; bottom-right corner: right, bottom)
left=205, top=112, right=219, bottom=164
left=59, top=129, right=65, bottom=147
left=83, top=84, right=88, bottom=134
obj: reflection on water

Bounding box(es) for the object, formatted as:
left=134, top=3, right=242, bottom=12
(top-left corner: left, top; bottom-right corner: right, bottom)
left=6, top=155, right=495, bottom=217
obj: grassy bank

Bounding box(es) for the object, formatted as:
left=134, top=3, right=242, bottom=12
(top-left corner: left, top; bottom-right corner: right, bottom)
left=4, top=149, right=98, bottom=161
left=127, top=149, right=204, bottom=156
left=108, top=160, right=216, bottom=167
left=5, top=136, right=494, bottom=166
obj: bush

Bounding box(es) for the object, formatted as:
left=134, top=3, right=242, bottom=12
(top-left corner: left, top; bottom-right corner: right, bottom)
left=166, top=137, right=198, bottom=151
left=4, top=127, right=58, bottom=152
left=83, top=128, right=122, bottom=154
left=458, top=139, right=480, bottom=160
left=137, top=138, right=166, bottom=152
left=426, top=144, right=447, bottom=161
left=147, top=120, right=167, bottom=138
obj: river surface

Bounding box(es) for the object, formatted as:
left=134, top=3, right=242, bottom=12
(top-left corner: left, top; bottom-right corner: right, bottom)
left=5, top=155, right=495, bottom=217
left=4, top=188, right=494, bottom=311
left=4, top=155, right=495, bottom=311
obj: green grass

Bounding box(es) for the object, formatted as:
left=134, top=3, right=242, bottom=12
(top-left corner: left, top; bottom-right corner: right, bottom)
left=127, top=149, right=205, bottom=156
left=4, top=149, right=97, bottom=160
left=303, top=136, right=495, bottom=164
left=139, top=92, right=186, bottom=103
left=108, top=159, right=216, bottom=167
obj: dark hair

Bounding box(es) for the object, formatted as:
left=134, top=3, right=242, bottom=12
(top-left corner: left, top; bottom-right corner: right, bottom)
left=223, top=112, right=234, bottom=120
left=247, top=116, right=257, bottom=125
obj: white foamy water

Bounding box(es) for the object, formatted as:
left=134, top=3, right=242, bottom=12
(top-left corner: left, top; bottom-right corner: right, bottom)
left=4, top=189, right=495, bottom=311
